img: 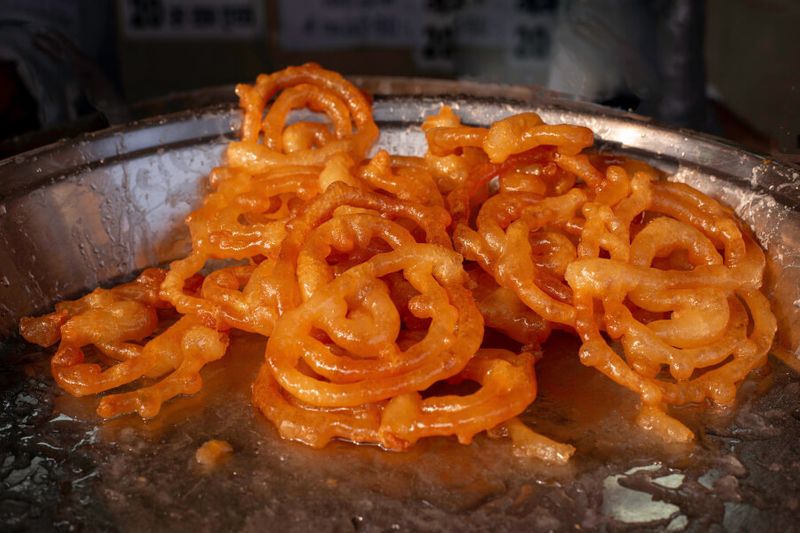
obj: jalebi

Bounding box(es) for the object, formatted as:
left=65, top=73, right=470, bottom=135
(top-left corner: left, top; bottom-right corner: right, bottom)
left=20, top=63, right=777, bottom=462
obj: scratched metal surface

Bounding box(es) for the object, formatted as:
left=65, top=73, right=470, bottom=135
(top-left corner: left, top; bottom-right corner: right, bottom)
left=0, top=79, right=799, bottom=532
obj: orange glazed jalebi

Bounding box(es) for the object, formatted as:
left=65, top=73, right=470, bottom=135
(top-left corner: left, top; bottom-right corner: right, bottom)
left=20, top=64, right=777, bottom=463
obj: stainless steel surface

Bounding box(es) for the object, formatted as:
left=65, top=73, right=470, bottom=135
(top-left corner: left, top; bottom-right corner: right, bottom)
left=0, top=78, right=799, bottom=531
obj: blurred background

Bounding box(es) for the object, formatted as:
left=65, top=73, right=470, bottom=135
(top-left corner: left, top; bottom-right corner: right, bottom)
left=0, top=0, right=797, bottom=162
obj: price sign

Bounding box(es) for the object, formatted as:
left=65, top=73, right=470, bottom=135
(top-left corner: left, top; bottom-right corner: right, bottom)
left=505, top=0, right=556, bottom=71
left=278, top=0, right=418, bottom=50
left=120, top=0, right=265, bottom=40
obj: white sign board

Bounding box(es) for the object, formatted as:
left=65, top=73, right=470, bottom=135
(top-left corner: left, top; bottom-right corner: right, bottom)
left=120, top=0, right=265, bottom=40
left=278, top=0, right=419, bottom=50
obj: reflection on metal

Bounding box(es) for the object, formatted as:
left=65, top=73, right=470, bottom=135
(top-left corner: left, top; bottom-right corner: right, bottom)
left=667, top=515, right=689, bottom=531
left=602, top=473, right=680, bottom=523
left=698, top=469, right=721, bottom=489
left=602, top=465, right=686, bottom=526
left=652, top=473, right=685, bottom=489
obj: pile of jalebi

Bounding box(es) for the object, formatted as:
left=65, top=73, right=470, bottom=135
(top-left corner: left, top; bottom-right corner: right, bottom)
left=19, top=64, right=776, bottom=464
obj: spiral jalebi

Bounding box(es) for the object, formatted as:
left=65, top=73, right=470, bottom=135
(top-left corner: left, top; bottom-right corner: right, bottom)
left=20, top=64, right=777, bottom=462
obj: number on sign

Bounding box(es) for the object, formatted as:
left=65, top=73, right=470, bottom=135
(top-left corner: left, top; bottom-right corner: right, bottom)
left=422, top=25, right=454, bottom=61
left=128, top=0, right=165, bottom=29
left=513, top=25, right=551, bottom=60
left=517, top=0, right=558, bottom=14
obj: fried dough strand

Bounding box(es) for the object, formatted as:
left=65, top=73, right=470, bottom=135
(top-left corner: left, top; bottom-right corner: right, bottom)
left=20, top=64, right=776, bottom=461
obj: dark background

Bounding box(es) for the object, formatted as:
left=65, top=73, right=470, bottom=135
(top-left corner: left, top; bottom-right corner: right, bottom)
left=0, top=0, right=797, bottom=162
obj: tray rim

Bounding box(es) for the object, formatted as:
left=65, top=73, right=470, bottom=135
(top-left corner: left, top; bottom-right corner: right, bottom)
left=1, top=76, right=797, bottom=205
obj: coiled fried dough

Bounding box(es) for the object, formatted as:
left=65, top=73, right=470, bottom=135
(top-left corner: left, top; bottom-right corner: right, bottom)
left=21, top=64, right=776, bottom=461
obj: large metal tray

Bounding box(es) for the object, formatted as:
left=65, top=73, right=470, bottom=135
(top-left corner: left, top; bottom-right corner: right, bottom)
left=0, top=78, right=799, bottom=532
